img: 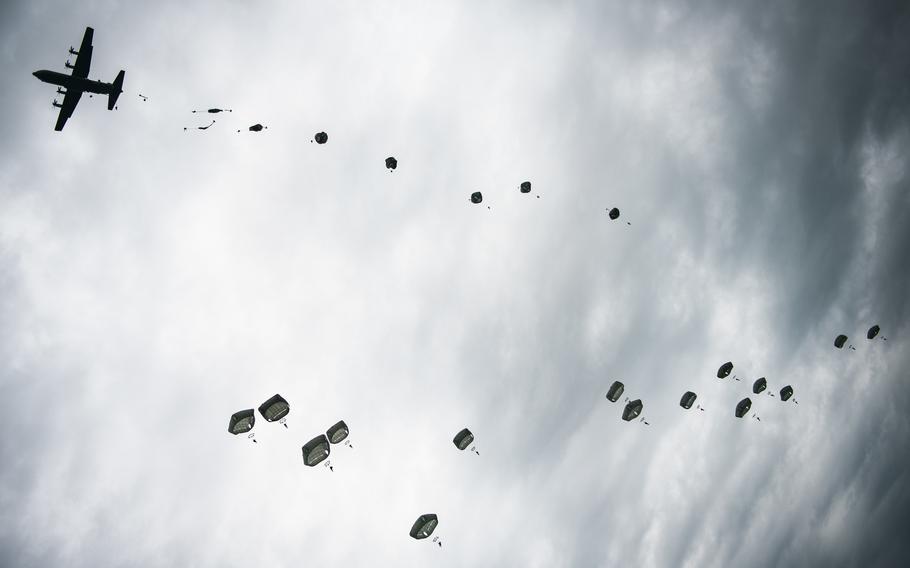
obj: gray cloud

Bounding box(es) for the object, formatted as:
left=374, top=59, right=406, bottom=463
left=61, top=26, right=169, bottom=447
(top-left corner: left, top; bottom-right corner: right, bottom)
left=1, top=1, right=908, bottom=567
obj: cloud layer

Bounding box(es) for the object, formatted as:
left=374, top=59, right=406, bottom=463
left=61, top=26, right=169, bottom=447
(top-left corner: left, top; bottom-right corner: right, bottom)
left=1, top=1, right=908, bottom=566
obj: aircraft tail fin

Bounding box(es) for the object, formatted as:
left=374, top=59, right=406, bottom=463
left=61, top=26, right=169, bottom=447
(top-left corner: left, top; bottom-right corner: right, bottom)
left=108, top=70, right=125, bottom=110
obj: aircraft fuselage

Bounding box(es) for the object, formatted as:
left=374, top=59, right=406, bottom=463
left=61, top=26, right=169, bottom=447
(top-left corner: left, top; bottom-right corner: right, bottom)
left=33, top=70, right=114, bottom=95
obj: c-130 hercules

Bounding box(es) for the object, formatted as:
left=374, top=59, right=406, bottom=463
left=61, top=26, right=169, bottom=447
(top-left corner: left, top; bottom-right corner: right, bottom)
left=33, top=27, right=125, bottom=131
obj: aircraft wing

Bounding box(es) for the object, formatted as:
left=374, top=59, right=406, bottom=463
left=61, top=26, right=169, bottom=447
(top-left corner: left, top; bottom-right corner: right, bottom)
left=71, top=27, right=94, bottom=78
left=54, top=89, right=83, bottom=131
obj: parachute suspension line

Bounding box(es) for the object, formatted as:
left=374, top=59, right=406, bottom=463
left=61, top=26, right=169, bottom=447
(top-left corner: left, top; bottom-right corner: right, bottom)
left=248, top=433, right=257, bottom=444
left=344, top=439, right=354, bottom=449
left=433, top=536, right=443, bottom=548
left=280, top=417, right=288, bottom=429
left=471, top=446, right=479, bottom=456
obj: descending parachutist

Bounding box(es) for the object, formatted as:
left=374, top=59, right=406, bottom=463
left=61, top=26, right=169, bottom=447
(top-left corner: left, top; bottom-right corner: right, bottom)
left=192, top=108, right=232, bottom=113
left=239, top=123, right=266, bottom=132
left=184, top=120, right=215, bottom=131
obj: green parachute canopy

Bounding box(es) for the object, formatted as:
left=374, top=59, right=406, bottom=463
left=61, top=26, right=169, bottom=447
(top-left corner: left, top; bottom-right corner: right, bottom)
left=520, top=181, right=532, bottom=193
left=258, top=394, right=290, bottom=422
left=780, top=385, right=794, bottom=401
left=735, top=397, right=752, bottom=418
left=867, top=325, right=880, bottom=340
left=606, top=381, right=625, bottom=403
left=717, top=361, right=733, bottom=378
left=326, top=420, right=349, bottom=444
left=470, top=191, right=483, bottom=204
left=834, top=334, right=848, bottom=348
left=385, top=156, right=397, bottom=170
left=622, top=399, right=643, bottom=421
left=753, top=377, right=767, bottom=394
left=314, top=131, right=328, bottom=144
left=228, top=409, right=255, bottom=435
left=410, top=514, right=439, bottom=540
left=453, top=428, right=474, bottom=451
left=302, top=434, right=331, bottom=467
left=608, top=207, right=620, bottom=220
left=680, top=391, right=697, bottom=409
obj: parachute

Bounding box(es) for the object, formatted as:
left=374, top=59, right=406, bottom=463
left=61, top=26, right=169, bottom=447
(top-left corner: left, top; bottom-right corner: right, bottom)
left=753, top=377, right=767, bottom=395
left=314, top=131, right=328, bottom=144
left=470, top=191, right=483, bottom=204
left=258, top=394, right=290, bottom=427
left=834, top=334, right=848, bottom=348
left=680, top=391, right=697, bottom=409
left=228, top=409, right=257, bottom=443
left=520, top=181, right=532, bottom=193
left=302, top=434, right=331, bottom=467
left=735, top=397, right=752, bottom=418
left=717, top=361, right=733, bottom=379
left=453, top=428, right=473, bottom=450
left=248, top=124, right=266, bottom=132
left=622, top=399, right=643, bottom=421
left=326, top=420, right=349, bottom=444
left=385, top=157, right=398, bottom=170
left=192, top=108, right=231, bottom=114
left=867, top=325, right=885, bottom=340
left=228, top=409, right=255, bottom=435
left=607, top=208, right=620, bottom=220
left=184, top=120, right=216, bottom=131
left=410, top=514, right=440, bottom=545
left=780, top=385, right=794, bottom=402
left=606, top=381, right=625, bottom=403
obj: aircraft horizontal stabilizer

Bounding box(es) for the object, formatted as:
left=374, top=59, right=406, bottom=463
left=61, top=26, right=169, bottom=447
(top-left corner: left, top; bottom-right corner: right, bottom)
left=108, top=70, right=125, bottom=110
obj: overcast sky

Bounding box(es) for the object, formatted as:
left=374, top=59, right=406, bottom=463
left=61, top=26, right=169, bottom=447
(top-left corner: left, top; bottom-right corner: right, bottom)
left=1, top=1, right=909, bottom=567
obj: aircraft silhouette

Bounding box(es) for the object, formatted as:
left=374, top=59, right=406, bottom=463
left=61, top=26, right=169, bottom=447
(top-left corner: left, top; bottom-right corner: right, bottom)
left=33, top=27, right=125, bottom=131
